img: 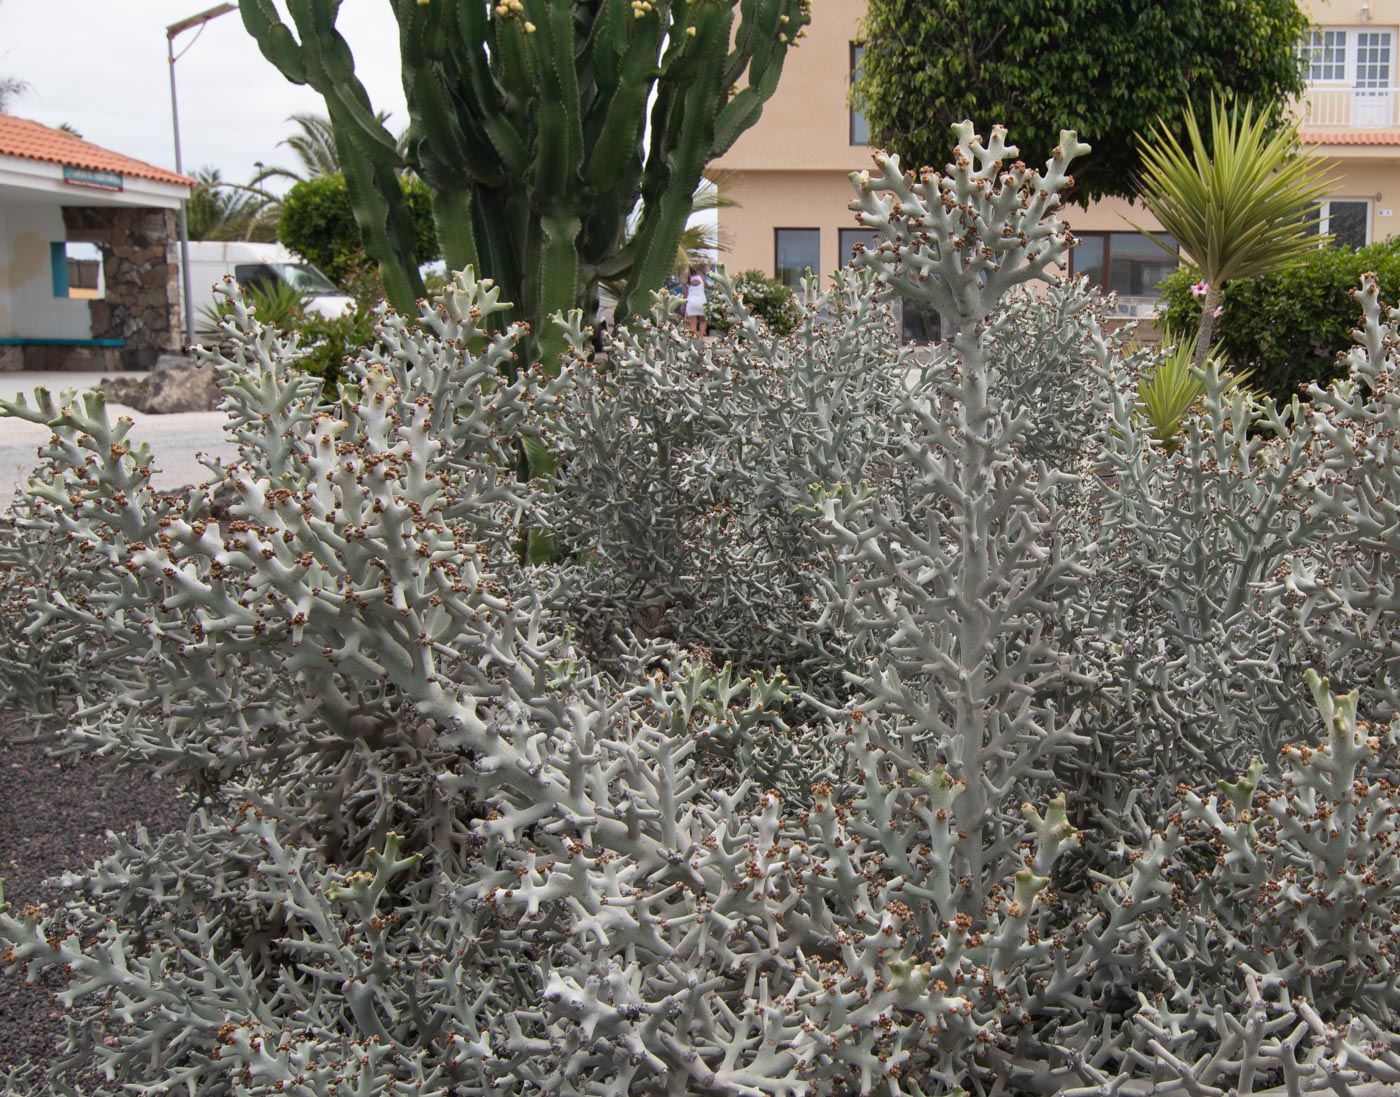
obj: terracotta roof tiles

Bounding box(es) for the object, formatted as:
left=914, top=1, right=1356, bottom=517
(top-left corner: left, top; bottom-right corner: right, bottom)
left=0, top=115, right=193, bottom=188
left=1299, top=129, right=1400, bottom=147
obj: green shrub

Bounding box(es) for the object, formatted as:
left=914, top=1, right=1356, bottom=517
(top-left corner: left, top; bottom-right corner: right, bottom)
left=1158, top=237, right=1400, bottom=401
left=295, top=307, right=378, bottom=393
left=278, top=173, right=439, bottom=285
left=202, top=278, right=374, bottom=395
left=198, top=279, right=307, bottom=336
left=706, top=269, right=802, bottom=335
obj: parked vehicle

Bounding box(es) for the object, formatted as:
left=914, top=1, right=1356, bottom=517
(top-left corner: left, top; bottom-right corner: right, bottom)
left=186, top=242, right=354, bottom=334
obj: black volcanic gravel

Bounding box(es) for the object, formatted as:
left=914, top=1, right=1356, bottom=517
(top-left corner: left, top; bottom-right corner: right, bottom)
left=0, top=709, right=189, bottom=1076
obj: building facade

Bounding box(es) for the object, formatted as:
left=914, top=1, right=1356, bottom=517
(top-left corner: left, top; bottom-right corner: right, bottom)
left=0, top=116, right=191, bottom=372
left=712, top=0, right=1400, bottom=327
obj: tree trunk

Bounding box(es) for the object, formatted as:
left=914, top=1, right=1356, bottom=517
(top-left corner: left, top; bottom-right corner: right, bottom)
left=1193, top=284, right=1221, bottom=367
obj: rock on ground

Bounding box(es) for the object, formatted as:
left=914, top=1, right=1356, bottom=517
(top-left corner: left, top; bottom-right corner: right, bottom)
left=96, top=355, right=222, bottom=414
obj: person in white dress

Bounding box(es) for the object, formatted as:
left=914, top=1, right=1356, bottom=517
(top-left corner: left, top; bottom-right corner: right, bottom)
left=684, top=268, right=708, bottom=336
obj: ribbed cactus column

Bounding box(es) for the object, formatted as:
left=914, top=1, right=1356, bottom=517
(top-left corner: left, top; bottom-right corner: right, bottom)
left=240, top=0, right=811, bottom=371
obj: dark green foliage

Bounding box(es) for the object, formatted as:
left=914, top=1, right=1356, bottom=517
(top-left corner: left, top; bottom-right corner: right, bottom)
left=855, top=0, right=1309, bottom=204
left=278, top=173, right=438, bottom=286
left=1158, top=238, right=1400, bottom=401
left=199, top=279, right=307, bottom=335
left=706, top=269, right=802, bottom=335
left=294, top=308, right=378, bottom=393
left=201, top=276, right=375, bottom=394
left=239, top=0, right=811, bottom=370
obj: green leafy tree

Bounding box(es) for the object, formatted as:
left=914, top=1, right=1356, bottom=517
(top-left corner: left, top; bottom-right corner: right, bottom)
left=855, top=0, right=1309, bottom=205
left=279, top=172, right=439, bottom=286
left=240, top=0, right=811, bottom=368
left=1134, top=96, right=1334, bottom=364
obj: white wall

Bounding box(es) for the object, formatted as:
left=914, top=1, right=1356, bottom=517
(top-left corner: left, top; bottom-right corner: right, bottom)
left=0, top=201, right=92, bottom=340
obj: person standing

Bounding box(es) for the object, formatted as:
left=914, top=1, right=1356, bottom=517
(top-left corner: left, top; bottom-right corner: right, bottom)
left=684, top=268, right=708, bottom=337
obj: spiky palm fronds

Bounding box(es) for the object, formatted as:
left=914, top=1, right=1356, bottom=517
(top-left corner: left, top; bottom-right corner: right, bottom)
left=1133, top=97, right=1336, bottom=362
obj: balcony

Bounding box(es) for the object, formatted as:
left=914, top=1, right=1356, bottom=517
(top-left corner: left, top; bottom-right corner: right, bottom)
left=1301, top=86, right=1400, bottom=130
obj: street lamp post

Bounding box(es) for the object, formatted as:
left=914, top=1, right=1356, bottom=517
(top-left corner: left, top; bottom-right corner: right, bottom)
left=168, top=3, right=237, bottom=350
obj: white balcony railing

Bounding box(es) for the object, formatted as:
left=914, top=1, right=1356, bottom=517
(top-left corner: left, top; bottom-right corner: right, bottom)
left=1301, top=86, right=1399, bottom=129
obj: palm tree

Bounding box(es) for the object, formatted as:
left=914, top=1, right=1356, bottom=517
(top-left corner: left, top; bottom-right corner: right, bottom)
left=0, top=1, right=26, bottom=113
left=255, top=111, right=403, bottom=187
left=187, top=166, right=279, bottom=242
left=600, top=177, right=735, bottom=303
left=0, top=75, right=26, bottom=113
left=1134, top=97, right=1336, bottom=365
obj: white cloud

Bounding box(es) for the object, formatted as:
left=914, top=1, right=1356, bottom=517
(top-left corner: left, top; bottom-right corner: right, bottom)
left=0, top=0, right=406, bottom=185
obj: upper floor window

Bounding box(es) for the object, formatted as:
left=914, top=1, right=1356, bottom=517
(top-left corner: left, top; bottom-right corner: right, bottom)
left=850, top=44, right=869, bottom=146
left=1302, top=29, right=1348, bottom=82
left=1301, top=27, right=1393, bottom=86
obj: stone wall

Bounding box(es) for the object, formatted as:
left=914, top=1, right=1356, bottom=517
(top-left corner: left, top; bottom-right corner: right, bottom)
left=0, top=344, right=123, bottom=372
left=63, top=207, right=182, bottom=371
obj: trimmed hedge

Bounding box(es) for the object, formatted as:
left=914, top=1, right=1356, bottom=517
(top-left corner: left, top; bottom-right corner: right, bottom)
left=1158, top=238, right=1400, bottom=402
left=278, top=173, right=439, bottom=286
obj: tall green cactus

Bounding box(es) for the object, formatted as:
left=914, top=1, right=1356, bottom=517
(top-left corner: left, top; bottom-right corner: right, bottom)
left=240, top=0, right=811, bottom=370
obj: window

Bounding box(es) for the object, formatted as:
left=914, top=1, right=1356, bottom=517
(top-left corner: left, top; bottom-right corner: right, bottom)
left=1301, top=29, right=1347, bottom=81
left=1303, top=28, right=1396, bottom=126
left=839, top=227, right=882, bottom=263
left=50, top=242, right=104, bottom=300
left=897, top=297, right=943, bottom=344
left=1303, top=199, right=1372, bottom=250
left=1355, top=30, right=1393, bottom=89
left=234, top=263, right=277, bottom=293
left=775, top=228, right=820, bottom=288
left=850, top=43, right=869, bottom=145
left=1300, top=27, right=1393, bottom=84
left=1071, top=232, right=1178, bottom=314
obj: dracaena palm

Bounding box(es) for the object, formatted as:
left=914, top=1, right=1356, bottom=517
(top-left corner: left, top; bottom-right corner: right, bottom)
left=1134, top=97, right=1336, bottom=364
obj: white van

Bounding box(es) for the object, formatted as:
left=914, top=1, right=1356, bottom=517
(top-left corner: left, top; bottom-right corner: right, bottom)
left=186, top=242, right=355, bottom=333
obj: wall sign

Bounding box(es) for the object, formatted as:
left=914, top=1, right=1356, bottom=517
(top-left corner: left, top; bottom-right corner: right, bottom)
left=62, top=166, right=124, bottom=192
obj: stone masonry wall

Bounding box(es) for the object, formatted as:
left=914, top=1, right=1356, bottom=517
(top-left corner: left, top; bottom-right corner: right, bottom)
left=63, top=207, right=182, bottom=371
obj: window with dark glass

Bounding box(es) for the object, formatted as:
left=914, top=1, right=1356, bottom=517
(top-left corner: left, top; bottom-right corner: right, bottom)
left=775, top=228, right=820, bottom=288
left=850, top=43, right=869, bottom=146
left=1301, top=200, right=1371, bottom=250
left=1070, top=232, right=1178, bottom=299
left=1327, top=200, right=1370, bottom=249
left=839, top=227, right=882, bottom=263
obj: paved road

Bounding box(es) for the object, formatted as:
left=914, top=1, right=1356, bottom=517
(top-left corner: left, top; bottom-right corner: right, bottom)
left=0, top=372, right=238, bottom=511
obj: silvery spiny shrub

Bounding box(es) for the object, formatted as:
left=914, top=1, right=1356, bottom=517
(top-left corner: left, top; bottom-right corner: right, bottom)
left=7, top=123, right=1400, bottom=1097
left=1283, top=276, right=1400, bottom=720
left=1079, top=356, right=1319, bottom=794
left=536, top=268, right=907, bottom=685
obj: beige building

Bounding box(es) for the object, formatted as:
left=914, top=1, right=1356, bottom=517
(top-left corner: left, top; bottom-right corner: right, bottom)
left=713, top=0, right=1400, bottom=330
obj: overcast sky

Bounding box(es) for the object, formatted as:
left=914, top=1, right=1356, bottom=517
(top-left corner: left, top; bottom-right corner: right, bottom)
left=1, top=1, right=408, bottom=187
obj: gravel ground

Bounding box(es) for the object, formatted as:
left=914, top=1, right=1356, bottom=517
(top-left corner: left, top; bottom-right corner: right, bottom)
left=0, top=710, right=188, bottom=1076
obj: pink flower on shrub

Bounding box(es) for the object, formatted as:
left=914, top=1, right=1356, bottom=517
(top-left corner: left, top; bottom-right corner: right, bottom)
left=1191, top=281, right=1209, bottom=298
left=1214, top=306, right=1224, bottom=317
